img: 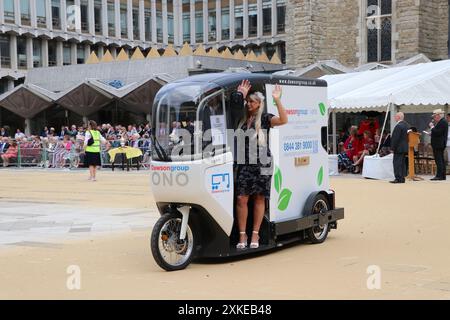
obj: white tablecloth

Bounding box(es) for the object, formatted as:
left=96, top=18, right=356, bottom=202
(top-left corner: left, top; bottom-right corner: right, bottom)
left=362, top=154, right=395, bottom=180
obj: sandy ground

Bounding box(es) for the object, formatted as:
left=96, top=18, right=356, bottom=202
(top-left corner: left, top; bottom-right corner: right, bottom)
left=1, top=169, right=450, bottom=299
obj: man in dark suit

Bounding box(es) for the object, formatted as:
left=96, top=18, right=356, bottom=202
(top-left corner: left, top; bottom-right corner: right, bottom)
left=429, top=109, right=449, bottom=181
left=390, top=112, right=409, bottom=183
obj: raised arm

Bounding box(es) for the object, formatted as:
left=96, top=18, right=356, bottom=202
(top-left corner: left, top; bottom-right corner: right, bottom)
left=270, top=84, right=288, bottom=127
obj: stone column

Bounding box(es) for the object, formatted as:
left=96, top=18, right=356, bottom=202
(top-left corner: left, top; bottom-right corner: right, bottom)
left=190, top=0, right=195, bottom=44
left=42, top=38, right=49, bottom=67
left=229, top=0, right=235, bottom=41
left=25, top=119, right=32, bottom=136
left=8, top=80, right=15, bottom=91
left=31, top=0, right=38, bottom=28
left=216, top=0, right=221, bottom=43
left=56, top=41, right=63, bottom=66
left=71, top=42, right=77, bottom=64
left=110, top=46, right=117, bottom=58
left=14, top=0, right=21, bottom=25
left=89, top=0, right=95, bottom=34
left=139, top=0, right=145, bottom=41
left=84, top=43, right=91, bottom=60
left=257, top=0, right=262, bottom=38
left=127, top=0, right=133, bottom=40
left=202, top=0, right=208, bottom=44
left=271, top=0, right=276, bottom=37
left=46, top=0, right=53, bottom=30
left=173, top=0, right=179, bottom=46
left=10, top=35, right=18, bottom=70
left=102, top=0, right=108, bottom=36
left=60, top=0, right=67, bottom=31
left=162, top=0, right=168, bottom=45
left=151, top=0, right=157, bottom=43
left=74, top=0, right=82, bottom=33
left=26, top=37, right=34, bottom=69
left=0, top=1, right=4, bottom=24
left=115, top=0, right=121, bottom=38
left=243, top=0, right=248, bottom=39
left=98, top=45, right=104, bottom=58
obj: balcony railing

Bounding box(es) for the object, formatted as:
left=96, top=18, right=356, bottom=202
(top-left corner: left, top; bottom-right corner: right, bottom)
left=37, top=16, right=47, bottom=28
left=21, top=14, right=31, bottom=25
left=1, top=56, right=11, bottom=69
left=4, top=12, right=15, bottom=22
left=48, top=60, right=57, bottom=67
left=95, top=23, right=102, bottom=34
left=221, top=29, right=230, bottom=40
left=53, top=18, right=61, bottom=29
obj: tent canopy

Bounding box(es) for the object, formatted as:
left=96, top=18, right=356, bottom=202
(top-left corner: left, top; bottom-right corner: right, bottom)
left=321, top=59, right=450, bottom=111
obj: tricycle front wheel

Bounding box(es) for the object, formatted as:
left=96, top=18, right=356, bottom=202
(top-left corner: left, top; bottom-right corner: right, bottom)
left=150, top=213, right=196, bottom=271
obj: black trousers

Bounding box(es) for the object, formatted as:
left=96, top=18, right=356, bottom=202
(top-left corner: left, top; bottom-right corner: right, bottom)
left=433, top=148, right=446, bottom=179
left=393, top=153, right=407, bottom=182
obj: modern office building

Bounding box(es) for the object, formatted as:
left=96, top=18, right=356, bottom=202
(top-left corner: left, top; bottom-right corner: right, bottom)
left=0, top=0, right=287, bottom=94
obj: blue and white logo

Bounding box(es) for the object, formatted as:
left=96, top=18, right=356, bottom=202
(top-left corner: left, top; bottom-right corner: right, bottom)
left=211, top=173, right=230, bottom=193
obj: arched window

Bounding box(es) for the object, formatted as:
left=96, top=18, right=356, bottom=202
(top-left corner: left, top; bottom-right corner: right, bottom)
left=366, top=0, right=392, bottom=63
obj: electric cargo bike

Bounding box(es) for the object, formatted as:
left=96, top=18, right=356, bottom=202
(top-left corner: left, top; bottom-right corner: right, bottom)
left=150, top=73, right=344, bottom=271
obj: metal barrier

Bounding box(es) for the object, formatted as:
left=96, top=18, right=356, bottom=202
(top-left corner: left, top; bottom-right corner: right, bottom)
left=0, top=138, right=152, bottom=170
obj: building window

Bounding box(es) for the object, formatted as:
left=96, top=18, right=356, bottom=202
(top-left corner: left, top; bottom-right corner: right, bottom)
left=108, top=0, right=115, bottom=36
left=133, top=6, right=139, bottom=40
left=94, top=0, right=103, bottom=34
left=263, top=0, right=271, bottom=35
left=276, top=0, right=285, bottom=33
left=21, top=0, right=31, bottom=26
left=145, top=5, right=152, bottom=41
left=0, top=35, right=11, bottom=69
left=182, top=1, right=190, bottom=43
left=33, top=38, right=42, bottom=67
left=168, top=0, right=174, bottom=44
left=195, top=0, right=203, bottom=43
left=248, top=1, right=257, bottom=37
left=157, top=10, right=163, bottom=42
left=52, top=0, right=61, bottom=29
left=366, top=0, right=392, bottom=62
left=17, top=37, right=27, bottom=69
left=77, top=44, right=85, bottom=64
left=48, top=40, right=57, bottom=66
left=63, top=43, right=71, bottom=65
left=221, top=1, right=230, bottom=40
left=208, top=7, right=216, bottom=42
left=81, top=0, right=89, bottom=33
left=66, top=0, right=75, bottom=31
left=36, top=0, right=47, bottom=28
left=4, top=0, right=15, bottom=23
left=120, top=1, right=128, bottom=37
left=234, top=1, right=243, bottom=39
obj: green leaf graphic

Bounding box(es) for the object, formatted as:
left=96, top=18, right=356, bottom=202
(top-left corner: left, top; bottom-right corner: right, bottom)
left=317, top=166, right=324, bottom=186
left=319, top=102, right=326, bottom=116
left=274, top=166, right=282, bottom=193
left=277, top=188, right=292, bottom=211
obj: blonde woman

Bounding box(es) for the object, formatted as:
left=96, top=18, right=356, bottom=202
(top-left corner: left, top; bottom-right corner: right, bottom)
left=235, top=80, right=288, bottom=249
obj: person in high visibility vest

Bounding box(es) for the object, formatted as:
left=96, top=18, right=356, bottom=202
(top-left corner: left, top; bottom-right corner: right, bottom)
left=83, top=120, right=108, bottom=181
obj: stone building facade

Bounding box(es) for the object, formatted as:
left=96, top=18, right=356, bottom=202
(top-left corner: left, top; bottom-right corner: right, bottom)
left=286, top=0, right=450, bottom=69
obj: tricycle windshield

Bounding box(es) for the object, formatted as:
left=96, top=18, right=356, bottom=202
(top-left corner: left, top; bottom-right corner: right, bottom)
left=152, top=82, right=226, bottom=162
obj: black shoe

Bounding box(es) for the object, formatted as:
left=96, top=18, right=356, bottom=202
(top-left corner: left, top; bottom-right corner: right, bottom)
left=390, top=180, right=400, bottom=184
left=430, top=177, right=443, bottom=181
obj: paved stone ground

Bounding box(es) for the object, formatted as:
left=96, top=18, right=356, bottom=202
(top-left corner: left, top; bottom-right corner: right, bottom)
left=0, top=169, right=159, bottom=249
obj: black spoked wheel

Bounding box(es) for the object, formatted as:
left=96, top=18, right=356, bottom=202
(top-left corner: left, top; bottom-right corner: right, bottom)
left=306, top=194, right=330, bottom=244
left=150, top=213, right=195, bottom=271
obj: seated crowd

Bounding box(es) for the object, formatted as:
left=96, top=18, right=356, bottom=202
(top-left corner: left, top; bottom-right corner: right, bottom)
left=0, top=123, right=152, bottom=168
left=337, top=122, right=392, bottom=174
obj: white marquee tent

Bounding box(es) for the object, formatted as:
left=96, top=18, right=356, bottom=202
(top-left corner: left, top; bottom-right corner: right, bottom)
left=321, top=59, right=450, bottom=154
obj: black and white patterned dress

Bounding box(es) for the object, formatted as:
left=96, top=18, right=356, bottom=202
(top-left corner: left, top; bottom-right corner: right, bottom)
left=236, top=112, right=275, bottom=199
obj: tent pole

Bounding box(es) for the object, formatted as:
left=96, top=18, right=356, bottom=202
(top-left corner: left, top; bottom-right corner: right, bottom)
left=332, top=111, right=337, bottom=154
left=376, top=103, right=391, bottom=156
